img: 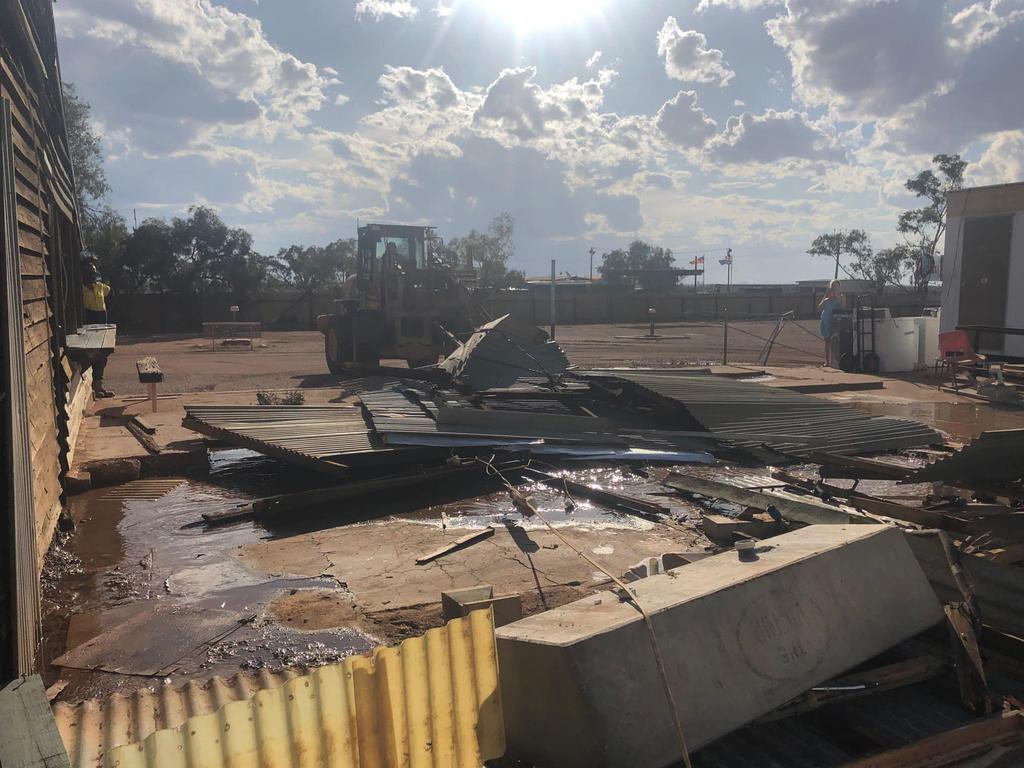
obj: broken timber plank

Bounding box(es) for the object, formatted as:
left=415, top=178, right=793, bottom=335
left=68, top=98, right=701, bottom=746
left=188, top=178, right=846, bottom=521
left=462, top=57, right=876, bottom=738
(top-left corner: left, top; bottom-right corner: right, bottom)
left=130, top=415, right=156, bottom=435
left=839, top=710, right=1024, bottom=767
left=906, top=530, right=1024, bottom=638
left=665, top=471, right=868, bottom=525
left=416, top=527, right=495, bottom=565
left=809, top=450, right=912, bottom=480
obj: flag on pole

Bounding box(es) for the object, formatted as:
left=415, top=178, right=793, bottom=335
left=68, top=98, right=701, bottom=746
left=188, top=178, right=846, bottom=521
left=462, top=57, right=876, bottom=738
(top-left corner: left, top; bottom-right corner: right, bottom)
left=718, top=248, right=733, bottom=266
left=689, top=256, right=705, bottom=266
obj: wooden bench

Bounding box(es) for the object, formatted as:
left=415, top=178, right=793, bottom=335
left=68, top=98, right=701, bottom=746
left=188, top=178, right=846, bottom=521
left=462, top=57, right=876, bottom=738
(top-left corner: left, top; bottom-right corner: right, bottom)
left=202, top=321, right=262, bottom=350
left=136, top=356, right=163, bottom=412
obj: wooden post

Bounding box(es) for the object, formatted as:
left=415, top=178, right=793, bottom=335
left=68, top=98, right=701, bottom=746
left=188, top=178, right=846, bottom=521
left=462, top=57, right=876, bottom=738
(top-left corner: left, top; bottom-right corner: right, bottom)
left=549, top=259, right=556, bottom=339
left=723, top=308, right=729, bottom=365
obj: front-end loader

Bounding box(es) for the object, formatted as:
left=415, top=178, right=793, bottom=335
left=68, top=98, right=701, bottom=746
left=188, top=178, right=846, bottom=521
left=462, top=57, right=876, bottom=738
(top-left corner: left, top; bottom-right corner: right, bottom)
left=315, top=223, right=480, bottom=372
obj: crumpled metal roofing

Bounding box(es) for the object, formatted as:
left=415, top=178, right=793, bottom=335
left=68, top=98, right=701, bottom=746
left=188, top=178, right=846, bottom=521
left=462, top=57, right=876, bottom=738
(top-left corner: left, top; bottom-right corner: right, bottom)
left=103, top=609, right=503, bottom=768
left=182, top=405, right=390, bottom=473
left=55, top=668, right=305, bottom=768
left=907, top=428, right=1024, bottom=483
left=439, top=314, right=568, bottom=390
left=582, top=370, right=941, bottom=456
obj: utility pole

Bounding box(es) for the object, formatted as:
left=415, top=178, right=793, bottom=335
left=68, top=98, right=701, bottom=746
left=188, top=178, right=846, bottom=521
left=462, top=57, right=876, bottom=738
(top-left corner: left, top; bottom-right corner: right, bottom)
left=589, top=247, right=596, bottom=282
left=550, top=259, right=556, bottom=339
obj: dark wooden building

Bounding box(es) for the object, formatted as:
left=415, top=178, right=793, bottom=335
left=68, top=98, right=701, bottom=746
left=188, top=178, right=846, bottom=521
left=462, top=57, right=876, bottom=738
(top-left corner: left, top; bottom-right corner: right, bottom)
left=1, top=0, right=87, bottom=682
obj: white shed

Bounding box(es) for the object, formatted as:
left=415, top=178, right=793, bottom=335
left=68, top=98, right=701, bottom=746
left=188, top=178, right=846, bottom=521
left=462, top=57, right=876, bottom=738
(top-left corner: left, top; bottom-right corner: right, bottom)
left=942, top=182, right=1024, bottom=358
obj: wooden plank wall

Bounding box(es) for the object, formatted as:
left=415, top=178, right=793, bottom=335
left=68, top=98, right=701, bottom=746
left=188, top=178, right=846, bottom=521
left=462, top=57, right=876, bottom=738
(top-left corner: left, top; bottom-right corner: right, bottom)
left=0, top=56, right=69, bottom=564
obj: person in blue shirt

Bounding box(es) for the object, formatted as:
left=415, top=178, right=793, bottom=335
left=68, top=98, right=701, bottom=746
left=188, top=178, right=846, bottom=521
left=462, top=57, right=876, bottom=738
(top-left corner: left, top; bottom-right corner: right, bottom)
left=818, top=279, right=843, bottom=367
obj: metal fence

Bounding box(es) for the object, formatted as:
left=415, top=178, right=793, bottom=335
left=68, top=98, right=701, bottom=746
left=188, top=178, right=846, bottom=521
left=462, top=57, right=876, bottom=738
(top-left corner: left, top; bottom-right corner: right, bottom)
left=107, top=289, right=938, bottom=333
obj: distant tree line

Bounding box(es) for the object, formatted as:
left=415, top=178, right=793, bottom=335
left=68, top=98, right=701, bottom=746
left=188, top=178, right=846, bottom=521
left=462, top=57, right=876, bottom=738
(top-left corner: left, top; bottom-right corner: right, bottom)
left=808, top=154, right=966, bottom=294
left=64, top=85, right=527, bottom=297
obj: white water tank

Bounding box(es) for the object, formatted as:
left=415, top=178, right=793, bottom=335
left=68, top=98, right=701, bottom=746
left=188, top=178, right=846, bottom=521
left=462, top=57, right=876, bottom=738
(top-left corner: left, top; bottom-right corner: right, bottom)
left=914, top=314, right=940, bottom=370
left=875, top=311, right=920, bottom=372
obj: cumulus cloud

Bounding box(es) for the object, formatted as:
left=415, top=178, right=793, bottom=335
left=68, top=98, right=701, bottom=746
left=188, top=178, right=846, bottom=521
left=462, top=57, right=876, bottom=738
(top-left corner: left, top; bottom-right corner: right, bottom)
left=56, top=0, right=331, bottom=154
left=474, top=67, right=567, bottom=140
left=968, top=131, right=1024, bottom=185
left=355, top=0, right=418, bottom=20
left=879, top=5, right=1024, bottom=150
left=656, top=17, right=734, bottom=86
left=696, top=0, right=782, bottom=10
left=707, top=109, right=845, bottom=165
left=655, top=91, right=717, bottom=148
left=766, top=0, right=955, bottom=119
left=379, top=65, right=459, bottom=108
left=952, top=0, right=1024, bottom=49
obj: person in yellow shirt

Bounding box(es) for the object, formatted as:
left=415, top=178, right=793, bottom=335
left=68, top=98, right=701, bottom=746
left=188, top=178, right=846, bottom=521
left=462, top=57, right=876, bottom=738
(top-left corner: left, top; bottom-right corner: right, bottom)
left=80, top=259, right=115, bottom=397
left=82, top=260, right=112, bottom=324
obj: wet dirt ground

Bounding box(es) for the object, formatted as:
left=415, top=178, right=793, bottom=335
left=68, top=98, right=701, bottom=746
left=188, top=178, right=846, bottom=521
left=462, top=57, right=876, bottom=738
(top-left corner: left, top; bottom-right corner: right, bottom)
left=101, top=322, right=824, bottom=395
left=42, top=449, right=711, bottom=703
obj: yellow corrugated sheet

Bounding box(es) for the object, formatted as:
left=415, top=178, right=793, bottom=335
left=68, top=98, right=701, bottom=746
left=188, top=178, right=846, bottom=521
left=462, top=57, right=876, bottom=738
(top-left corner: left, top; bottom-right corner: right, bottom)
left=55, top=668, right=306, bottom=768
left=104, top=608, right=503, bottom=768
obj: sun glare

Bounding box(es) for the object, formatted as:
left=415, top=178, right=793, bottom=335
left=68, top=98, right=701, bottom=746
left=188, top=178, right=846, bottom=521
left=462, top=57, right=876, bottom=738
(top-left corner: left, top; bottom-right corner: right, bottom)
left=476, top=0, right=608, bottom=32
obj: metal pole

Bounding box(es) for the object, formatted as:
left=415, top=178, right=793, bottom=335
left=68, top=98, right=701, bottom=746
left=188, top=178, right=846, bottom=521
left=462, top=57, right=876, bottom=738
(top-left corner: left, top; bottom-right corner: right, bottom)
left=589, top=247, right=595, bottom=282
left=723, top=308, right=729, bottom=366
left=550, top=259, right=556, bottom=339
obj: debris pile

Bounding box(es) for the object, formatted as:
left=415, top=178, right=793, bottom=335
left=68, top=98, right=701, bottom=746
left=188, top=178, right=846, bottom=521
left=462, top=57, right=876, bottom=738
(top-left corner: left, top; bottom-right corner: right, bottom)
left=39, top=318, right=1024, bottom=768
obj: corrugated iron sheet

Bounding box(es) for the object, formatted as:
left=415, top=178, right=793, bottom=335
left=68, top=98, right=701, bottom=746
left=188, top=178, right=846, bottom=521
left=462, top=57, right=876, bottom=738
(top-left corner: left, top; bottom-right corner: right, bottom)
left=182, top=405, right=389, bottom=474
left=102, top=609, right=503, bottom=768
left=907, top=428, right=1024, bottom=483
left=582, top=370, right=941, bottom=456
left=439, top=315, right=568, bottom=390
left=54, top=668, right=305, bottom=768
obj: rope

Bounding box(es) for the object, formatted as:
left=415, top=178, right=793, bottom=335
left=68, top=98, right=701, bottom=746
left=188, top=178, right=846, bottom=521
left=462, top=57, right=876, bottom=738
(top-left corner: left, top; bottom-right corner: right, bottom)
left=477, top=456, right=695, bottom=768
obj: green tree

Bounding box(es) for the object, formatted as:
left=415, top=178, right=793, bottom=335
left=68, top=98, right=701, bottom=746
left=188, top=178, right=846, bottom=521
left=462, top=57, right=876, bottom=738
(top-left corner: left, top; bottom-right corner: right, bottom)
left=447, top=212, right=517, bottom=288
left=850, top=245, right=908, bottom=294
left=276, top=238, right=356, bottom=292
left=62, top=81, right=108, bottom=227
left=807, top=230, right=872, bottom=281
left=166, top=206, right=270, bottom=295
left=598, top=240, right=675, bottom=290
left=897, top=153, right=966, bottom=294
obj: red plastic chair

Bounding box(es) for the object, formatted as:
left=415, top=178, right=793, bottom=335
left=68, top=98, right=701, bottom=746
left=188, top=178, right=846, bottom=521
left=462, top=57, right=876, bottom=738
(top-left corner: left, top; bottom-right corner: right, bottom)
left=936, top=330, right=986, bottom=390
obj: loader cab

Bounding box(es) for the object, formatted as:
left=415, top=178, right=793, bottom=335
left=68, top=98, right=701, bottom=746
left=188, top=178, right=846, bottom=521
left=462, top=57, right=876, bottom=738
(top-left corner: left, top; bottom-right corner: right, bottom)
left=356, top=223, right=432, bottom=289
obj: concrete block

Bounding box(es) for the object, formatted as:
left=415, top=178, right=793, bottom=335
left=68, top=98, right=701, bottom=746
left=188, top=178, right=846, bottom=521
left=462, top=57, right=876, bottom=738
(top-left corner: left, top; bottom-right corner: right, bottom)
left=441, top=585, right=522, bottom=627
left=495, top=524, right=943, bottom=768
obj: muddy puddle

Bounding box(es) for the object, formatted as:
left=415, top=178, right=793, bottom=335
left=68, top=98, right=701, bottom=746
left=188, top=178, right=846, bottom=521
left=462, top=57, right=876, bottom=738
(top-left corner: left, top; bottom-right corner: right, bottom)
left=43, top=449, right=695, bottom=703
left=849, top=399, right=1024, bottom=440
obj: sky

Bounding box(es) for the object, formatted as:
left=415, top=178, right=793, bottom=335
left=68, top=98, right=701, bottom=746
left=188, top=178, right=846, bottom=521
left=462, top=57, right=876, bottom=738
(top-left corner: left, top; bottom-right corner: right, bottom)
left=55, top=0, right=1024, bottom=283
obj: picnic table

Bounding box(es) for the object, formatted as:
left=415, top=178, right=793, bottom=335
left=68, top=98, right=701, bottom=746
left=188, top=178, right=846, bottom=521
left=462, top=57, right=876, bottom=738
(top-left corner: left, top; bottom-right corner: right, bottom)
left=65, top=324, right=117, bottom=362
left=202, top=321, right=261, bottom=350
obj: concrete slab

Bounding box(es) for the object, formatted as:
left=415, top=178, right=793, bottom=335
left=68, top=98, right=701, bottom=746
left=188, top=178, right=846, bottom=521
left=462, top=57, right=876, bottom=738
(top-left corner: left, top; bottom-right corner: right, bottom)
left=495, top=524, right=943, bottom=768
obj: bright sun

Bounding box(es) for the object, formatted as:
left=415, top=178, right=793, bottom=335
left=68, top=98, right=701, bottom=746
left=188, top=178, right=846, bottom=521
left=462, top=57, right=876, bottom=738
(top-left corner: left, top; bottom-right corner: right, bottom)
left=476, top=0, right=608, bottom=32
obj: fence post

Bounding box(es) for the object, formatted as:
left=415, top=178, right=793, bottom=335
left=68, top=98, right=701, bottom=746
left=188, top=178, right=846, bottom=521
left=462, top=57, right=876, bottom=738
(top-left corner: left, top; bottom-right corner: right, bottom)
left=723, top=308, right=729, bottom=365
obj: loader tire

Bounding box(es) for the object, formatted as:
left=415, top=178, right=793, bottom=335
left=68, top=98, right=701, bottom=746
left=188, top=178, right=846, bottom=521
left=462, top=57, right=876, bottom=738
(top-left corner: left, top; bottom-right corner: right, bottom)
left=325, top=325, right=349, bottom=374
